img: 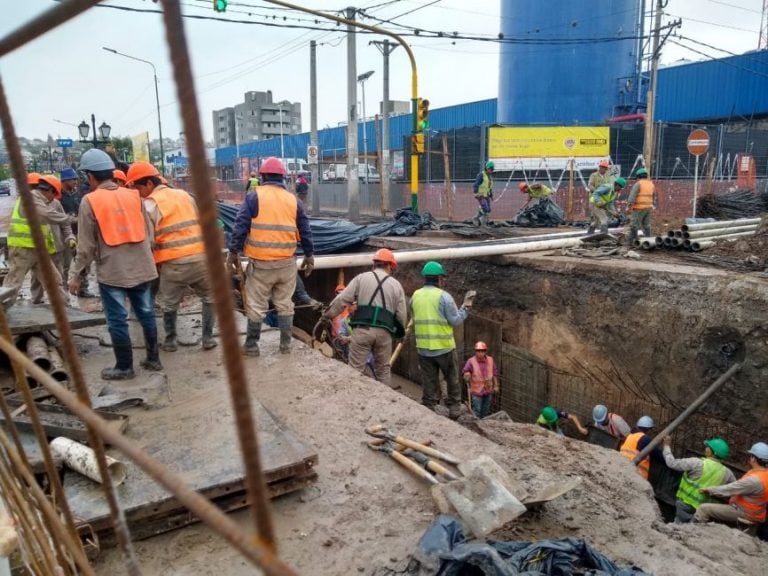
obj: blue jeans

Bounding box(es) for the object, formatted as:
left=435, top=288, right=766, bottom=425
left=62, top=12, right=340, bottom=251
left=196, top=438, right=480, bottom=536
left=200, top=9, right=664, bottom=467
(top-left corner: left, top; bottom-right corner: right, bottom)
left=99, top=282, right=157, bottom=348
left=476, top=197, right=491, bottom=214
left=471, top=394, right=492, bottom=418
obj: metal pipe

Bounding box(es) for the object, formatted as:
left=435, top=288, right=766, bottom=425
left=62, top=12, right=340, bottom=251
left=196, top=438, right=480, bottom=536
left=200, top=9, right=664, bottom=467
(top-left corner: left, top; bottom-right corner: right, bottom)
left=681, top=218, right=762, bottom=232
left=633, top=239, right=642, bottom=248
left=47, top=347, right=69, bottom=382
left=663, top=237, right=674, bottom=247
left=655, top=236, right=665, bottom=247
left=683, top=225, right=758, bottom=239
left=673, top=230, right=683, bottom=238
left=25, top=336, right=51, bottom=371
left=667, top=230, right=676, bottom=238
left=671, top=237, right=685, bottom=248
left=687, top=231, right=757, bottom=245
left=640, top=240, right=655, bottom=250
left=691, top=240, right=715, bottom=252
left=632, top=363, right=741, bottom=465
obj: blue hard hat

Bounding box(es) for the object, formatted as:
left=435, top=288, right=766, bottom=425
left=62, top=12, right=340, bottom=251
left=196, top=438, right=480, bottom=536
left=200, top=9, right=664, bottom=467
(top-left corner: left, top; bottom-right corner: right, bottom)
left=60, top=168, right=78, bottom=181
left=592, top=404, right=608, bottom=424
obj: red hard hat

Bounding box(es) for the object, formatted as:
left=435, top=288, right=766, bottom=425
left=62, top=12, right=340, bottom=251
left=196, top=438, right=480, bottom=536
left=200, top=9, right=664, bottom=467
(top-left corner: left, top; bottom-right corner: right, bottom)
left=259, top=157, right=286, bottom=176
left=474, top=341, right=488, bottom=351
left=27, top=172, right=41, bottom=186
left=518, top=181, right=528, bottom=192
left=126, top=161, right=160, bottom=184
left=599, top=159, right=610, bottom=168
left=38, top=174, right=62, bottom=197
left=372, top=248, right=397, bottom=269
left=113, top=169, right=127, bottom=184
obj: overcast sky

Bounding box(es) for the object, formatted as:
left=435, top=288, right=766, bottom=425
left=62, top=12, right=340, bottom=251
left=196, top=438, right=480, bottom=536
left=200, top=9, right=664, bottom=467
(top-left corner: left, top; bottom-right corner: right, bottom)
left=0, top=0, right=763, bottom=144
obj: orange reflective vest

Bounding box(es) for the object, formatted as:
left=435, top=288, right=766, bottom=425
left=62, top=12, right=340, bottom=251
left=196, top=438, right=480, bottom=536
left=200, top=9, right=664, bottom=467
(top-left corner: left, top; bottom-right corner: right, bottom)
left=87, top=186, right=146, bottom=247
left=730, top=469, right=768, bottom=522
left=620, top=432, right=650, bottom=479
left=467, top=356, right=496, bottom=396
left=149, top=186, right=204, bottom=264
left=631, top=180, right=655, bottom=210
left=244, top=185, right=299, bottom=261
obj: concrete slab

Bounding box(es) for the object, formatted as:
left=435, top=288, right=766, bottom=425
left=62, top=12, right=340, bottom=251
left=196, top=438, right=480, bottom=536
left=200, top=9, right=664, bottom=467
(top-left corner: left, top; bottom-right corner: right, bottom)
left=6, top=304, right=105, bottom=335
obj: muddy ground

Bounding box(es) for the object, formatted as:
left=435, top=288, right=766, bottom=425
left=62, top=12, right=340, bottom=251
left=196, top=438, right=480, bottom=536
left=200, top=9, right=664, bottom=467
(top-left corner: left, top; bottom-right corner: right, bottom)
left=70, top=309, right=768, bottom=576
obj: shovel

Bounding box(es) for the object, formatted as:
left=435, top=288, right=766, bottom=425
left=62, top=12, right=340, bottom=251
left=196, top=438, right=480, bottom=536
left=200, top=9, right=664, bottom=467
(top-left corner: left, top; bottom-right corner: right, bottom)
left=366, top=440, right=438, bottom=485
left=365, top=424, right=461, bottom=465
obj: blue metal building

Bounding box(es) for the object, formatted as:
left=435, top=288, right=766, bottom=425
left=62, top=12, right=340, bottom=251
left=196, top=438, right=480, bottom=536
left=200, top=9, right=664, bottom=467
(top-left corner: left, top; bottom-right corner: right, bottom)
left=497, top=0, right=644, bottom=124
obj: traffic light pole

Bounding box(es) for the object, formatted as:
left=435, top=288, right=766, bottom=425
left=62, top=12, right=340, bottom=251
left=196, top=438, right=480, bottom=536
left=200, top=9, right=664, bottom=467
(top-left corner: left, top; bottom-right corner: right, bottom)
left=263, top=0, right=421, bottom=212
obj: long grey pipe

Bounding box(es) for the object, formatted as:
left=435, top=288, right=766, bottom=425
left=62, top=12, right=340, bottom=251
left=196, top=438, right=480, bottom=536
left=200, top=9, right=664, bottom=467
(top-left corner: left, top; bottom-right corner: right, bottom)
left=681, top=218, right=761, bottom=232
left=683, top=225, right=758, bottom=239
left=632, top=363, right=742, bottom=465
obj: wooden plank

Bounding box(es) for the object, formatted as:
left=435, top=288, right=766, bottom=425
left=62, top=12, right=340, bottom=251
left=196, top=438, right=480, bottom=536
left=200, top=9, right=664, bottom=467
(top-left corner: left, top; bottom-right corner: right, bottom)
left=6, top=304, right=105, bottom=335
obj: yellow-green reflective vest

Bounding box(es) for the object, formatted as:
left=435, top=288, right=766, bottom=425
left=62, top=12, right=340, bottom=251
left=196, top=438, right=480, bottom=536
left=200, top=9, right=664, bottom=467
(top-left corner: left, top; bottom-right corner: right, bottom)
left=676, top=458, right=729, bottom=509
left=411, top=286, right=455, bottom=350
left=7, top=198, right=55, bottom=254
left=477, top=172, right=492, bottom=198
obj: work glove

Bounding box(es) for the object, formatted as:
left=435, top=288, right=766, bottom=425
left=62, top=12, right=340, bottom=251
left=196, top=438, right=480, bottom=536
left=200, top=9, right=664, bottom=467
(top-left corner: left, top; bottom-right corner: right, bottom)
left=226, top=251, right=240, bottom=272
left=463, top=372, right=471, bottom=383
left=301, top=255, right=315, bottom=278
left=462, top=290, right=477, bottom=309
left=66, top=238, right=77, bottom=250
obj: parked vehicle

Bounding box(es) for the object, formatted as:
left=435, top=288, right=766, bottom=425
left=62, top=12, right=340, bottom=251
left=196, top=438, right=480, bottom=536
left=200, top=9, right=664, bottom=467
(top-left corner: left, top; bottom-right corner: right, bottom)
left=279, top=157, right=311, bottom=181
left=322, top=163, right=380, bottom=183
left=0, top=180, right=12, bottom=196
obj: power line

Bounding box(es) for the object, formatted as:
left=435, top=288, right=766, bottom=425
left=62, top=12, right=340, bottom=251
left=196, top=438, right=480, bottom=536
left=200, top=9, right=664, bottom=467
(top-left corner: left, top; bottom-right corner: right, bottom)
left=668, top=38, right=768, bottom=80
left=667, top=12, right=760, bottom=34
left=701, top=0, right=762, bottom=14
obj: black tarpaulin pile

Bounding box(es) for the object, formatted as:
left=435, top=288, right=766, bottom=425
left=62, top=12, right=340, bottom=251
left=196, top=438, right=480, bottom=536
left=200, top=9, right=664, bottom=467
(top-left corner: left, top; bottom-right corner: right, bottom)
left=510, top=198, right=565, bottom=227
left=406, top=516, right=648, bottom=576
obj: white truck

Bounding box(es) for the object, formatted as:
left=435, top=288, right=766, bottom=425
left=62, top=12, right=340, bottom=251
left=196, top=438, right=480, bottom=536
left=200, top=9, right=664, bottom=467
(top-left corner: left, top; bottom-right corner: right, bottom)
left=322, top=162, right=380, bottom=183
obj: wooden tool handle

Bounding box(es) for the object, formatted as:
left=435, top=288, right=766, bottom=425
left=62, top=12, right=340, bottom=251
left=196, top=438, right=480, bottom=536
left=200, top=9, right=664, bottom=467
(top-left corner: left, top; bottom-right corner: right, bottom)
left=390, top=451, right=438, bottom=485
left=393, top=435, right=460, bottom=465
left=425, top=460, right=460, bottom=481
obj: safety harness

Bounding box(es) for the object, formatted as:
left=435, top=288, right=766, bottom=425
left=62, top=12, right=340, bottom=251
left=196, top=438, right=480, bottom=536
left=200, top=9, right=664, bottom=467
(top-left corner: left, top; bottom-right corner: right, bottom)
left=350, top=271, right=405, bottom=337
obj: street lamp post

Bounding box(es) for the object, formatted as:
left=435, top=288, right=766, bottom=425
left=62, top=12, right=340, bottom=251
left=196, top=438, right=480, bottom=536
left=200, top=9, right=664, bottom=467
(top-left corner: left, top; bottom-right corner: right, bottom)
left=78, top=114, right=111, bottom=149
left=357, top=70, right=375, bottom=184
left=235, top=114, right=242, bottom=180
left=277, top=103, right=286, bottom=160
left=102, top=47, right=164, bottom=174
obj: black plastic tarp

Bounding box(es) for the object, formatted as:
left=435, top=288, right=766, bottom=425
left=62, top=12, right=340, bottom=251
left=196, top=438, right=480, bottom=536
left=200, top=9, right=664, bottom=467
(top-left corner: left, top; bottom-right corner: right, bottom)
left=409, top=516, right=649, bottom=576
left=510, top=198, right=565, bottom=227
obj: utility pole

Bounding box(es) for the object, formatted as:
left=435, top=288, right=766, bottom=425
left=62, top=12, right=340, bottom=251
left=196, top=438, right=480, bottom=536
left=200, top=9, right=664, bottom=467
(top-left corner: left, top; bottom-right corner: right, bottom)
left=310, top=40, right=319, bottom=215
left=346, top=6, right=360, bottom=221
left=371, top=39, right=397, bottom=214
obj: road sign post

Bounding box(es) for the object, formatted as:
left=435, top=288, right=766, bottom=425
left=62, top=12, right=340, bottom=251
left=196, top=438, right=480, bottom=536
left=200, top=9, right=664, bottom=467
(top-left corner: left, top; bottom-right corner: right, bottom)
left=687, top=129, right=710, bottom=218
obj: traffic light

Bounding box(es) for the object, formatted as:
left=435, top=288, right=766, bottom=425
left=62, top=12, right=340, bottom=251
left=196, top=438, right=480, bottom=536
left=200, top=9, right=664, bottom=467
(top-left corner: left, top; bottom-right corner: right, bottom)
left=412, top=133, right=425, bottom=154
left=213, top=0, right=227, bottom=12
left=417, top=98, right=430, bottom=131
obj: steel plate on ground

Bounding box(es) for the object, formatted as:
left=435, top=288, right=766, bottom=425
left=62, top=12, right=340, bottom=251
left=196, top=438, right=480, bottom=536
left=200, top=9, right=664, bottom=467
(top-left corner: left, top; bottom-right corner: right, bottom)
left=6, top=304, right=105, bottom=335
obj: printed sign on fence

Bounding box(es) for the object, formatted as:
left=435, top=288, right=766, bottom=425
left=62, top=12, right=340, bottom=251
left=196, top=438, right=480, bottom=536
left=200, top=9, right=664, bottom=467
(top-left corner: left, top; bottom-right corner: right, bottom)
left=488, top=126, right=610, bottom=162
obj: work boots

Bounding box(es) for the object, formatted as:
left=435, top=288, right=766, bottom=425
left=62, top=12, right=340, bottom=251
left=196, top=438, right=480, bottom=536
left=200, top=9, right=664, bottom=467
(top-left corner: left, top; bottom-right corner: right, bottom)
left=101, top=344, right=135, bottom=381
left=479, top=213, right=490, bottom=227
left=243, top=319, right=261, bottom=357
left=140, top=335, right=163, bottom=372
left=201, top=303, right=217, bottom=350
left=162, top=311, right=178, bottom=352
left=278, top=315, right=293, bottom=354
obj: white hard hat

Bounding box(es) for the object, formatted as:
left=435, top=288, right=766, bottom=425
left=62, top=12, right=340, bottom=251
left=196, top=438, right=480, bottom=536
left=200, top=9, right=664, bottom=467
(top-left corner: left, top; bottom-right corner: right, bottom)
left=79, top=149, right=115, bottom=172
left=592, top=404, right=608, bottom=424
left=636, top=416, right=655, bottom=429
left=747, top=442, right=768, bottom=461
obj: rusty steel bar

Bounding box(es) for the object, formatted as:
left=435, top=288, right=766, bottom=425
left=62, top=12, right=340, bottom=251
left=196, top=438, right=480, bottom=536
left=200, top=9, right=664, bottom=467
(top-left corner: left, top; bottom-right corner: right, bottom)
left=0, top=336, right=298, bottom=576
left=159, top=0, right=277, bottom=551
left=0, top=75, right=141, bottom=575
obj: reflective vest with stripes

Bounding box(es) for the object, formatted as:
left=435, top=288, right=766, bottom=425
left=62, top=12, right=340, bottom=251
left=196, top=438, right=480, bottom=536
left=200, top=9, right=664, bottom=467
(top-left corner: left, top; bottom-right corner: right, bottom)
left=676, top=458, right=730, bottom=510
left=149, top=186, right=204, bottom=264
left=244, top=185, right=299, bottom=261
left=620, top=432, right=650, bottom=480
left=467, top=356, right=495, bottom=396
left=247, top=177, right=260, bottom=191
left=7, top=198, right=55, bottom=254
left=631, top=179, right=655, bottom=210
left=730, top=469, right=768, bottom=522
left=476, top=172, right=492, bottom=198
left=411, top=286, right=455, bottom=351
left=86, top=186, right=147, bottom=247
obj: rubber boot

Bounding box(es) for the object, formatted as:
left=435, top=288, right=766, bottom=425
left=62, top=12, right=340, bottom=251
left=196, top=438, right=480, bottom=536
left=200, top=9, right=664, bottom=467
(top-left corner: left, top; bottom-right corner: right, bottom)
left=162, top=311, right=178, bottom=352
left=101, top=344, right=135, bottom=380
left=140, top=335, right=163, bottom=371
left=472, top=210, right=482, bottom=227
left=480, top=213, right=489, bottom=227
left=201, top=303, right=217, bottom=350
left=278, top=315, right=293, bottom=354
left=243, top=319, right=261, bottom=357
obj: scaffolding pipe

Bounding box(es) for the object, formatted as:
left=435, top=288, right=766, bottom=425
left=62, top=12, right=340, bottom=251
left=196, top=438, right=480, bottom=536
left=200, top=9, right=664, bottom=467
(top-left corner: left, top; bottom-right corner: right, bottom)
left=681, top=218, right=761, bottom=232
left=683, top=225, right=758, bottom=239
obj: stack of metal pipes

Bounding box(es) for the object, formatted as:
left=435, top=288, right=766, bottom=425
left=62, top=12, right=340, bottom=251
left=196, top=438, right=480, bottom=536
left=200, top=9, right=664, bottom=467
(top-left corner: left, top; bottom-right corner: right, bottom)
left=643, top=218, right=762, bottom=252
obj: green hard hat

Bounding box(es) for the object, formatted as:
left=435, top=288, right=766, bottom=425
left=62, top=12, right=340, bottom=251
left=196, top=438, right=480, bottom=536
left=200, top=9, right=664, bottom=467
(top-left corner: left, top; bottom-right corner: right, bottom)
left=541, top=406, right=558, bottom=424
left=421, top=260, right=446, bottom=277
left=614, top=177, right=627, bottom=188
left=635, top=167, right=648, bottom=177
left=704, top=437, right=730, bottom=460
left=485, top=160, right=495, bottom=171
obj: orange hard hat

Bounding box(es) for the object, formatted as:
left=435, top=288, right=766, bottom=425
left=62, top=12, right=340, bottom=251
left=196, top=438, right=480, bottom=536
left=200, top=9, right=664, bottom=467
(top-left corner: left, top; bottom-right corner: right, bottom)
left=335, top=283, right=346, bottom=294
left=27, top=172, right=41, bottom=186
left=259, top=156, right=287, bottom=176
left=126, top=161, right=160, bottom=184
left=113, top=169, right=127, bottom=184
left=372, top=248, right=397, bottom=269
left=599, top=159, right=610, bottom=168
left=518, top=181, right=528, bottom=192
left=38, top=174, right=62, bottom=197
left=474, top=341, right=488, bottom=351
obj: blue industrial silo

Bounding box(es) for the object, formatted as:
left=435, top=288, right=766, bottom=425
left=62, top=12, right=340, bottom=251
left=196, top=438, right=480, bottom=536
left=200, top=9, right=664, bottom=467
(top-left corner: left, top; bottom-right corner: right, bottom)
left=498, top=0, right=644, bottom=125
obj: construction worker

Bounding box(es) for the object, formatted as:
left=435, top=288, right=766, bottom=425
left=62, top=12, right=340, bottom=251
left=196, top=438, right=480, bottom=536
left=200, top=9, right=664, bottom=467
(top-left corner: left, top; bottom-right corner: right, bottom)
left=59, top=167, right=91, bottom=295
left=592, top=404, right=631, bottom=440
left=694, top=442, right=768, bottom=527
left=663, top=436, right=736, bottom=523
left=68, top=149, right=160, bottom=380
left=518, top=181, right=553, bottom=209
left=625, top=167, right=657, bottom=246
left=126, top=161, right=217, bottom=352
left=113, top=169, right=128, bottom=186
left=471, top=161, right=494, bottom=227
left=5, top=173, right=72, bottom=306
left=620, top=416, right=662, bottom=480
left=411, top=261, right=475, bottom=419
left=323, top=249, right=406, bottom=386
left=587, top=177, right=625, bottom=235
left=245, top=172, right=260, bottom=192
left=587, top=159, right=612, bottom=193
left=227, top=157, right=314, bottom=356
left=295, top=175, right=309, bottom=203
left=537, top=406, right=588, bottom=436
left=29, top=176, right=77, bottom=304
left=462, top=341, right=498, bottom=418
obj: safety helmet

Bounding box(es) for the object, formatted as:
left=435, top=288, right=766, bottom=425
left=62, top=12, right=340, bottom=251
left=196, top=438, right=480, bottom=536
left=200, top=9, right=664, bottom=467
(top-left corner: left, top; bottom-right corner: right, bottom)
left=704, top=438, right=730, bottom=460
left=614, top=177, right=627, bottom=188
left=259, top=156, right=286, bottom=176
left=635, top=167, right=648, bottom=177
left=59, top=167, right=78, bottom=182
left=747, top=442, right=768, bottom=461
left=485, top=160, right=495, bottom=171
left=38, top=174, right=62, bottom=198
left=126, top=161, right=160, bottom=184
left=27, top=172, right=41, bottom=186
left=518, top=181, right=528, bottom=192
left=598, top=159, right=610, bottom=168
left=372, top=248, right=397, bottom=269
left=474, top=341, right=488, bottom=351
left=592, top=404, right=608, bottom=424
left=250, top=172, right=257, bottom=178
left=113, top=169, right=128, bottom=185
left=421, top=260, right=446, bottom=277
left=541, top=406, right=558, bottom=424
left=636, top=415, right=655, bottom=429
left=79, top=148, right=115, bottom=172
left=335, top=284, right=346, bottom=294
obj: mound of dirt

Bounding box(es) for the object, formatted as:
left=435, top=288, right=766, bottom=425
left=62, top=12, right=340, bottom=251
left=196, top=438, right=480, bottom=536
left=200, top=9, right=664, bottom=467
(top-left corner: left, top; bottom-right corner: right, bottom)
left=698, top=217, right=768, bottom=267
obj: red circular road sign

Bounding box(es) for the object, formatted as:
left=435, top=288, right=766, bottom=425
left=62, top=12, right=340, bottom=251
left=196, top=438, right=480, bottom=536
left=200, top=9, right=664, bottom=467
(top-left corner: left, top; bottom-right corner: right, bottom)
left=687, top=129, right=710, bottom=156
